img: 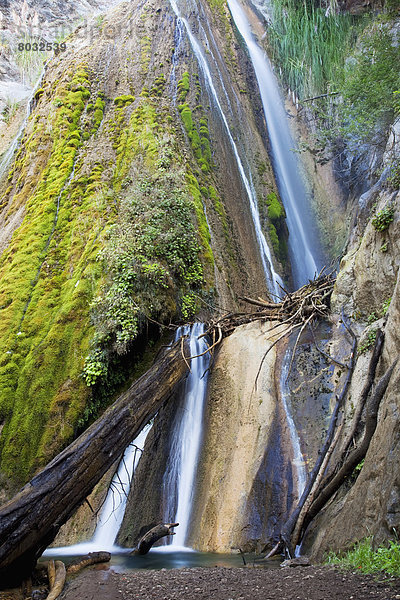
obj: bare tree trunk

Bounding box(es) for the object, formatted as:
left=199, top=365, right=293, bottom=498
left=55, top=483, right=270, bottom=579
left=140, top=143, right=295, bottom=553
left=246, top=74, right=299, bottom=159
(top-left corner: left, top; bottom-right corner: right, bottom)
left=0, top=339, right=190, bottom=589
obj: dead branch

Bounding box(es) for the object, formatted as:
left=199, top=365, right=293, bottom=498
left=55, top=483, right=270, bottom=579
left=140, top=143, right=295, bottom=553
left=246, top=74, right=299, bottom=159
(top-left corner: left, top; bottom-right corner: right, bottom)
left=205, top=272, right=336, bottom=344
left=46, top=560, right=66, bottom=600
left=265, top=312, right=357, bottom=558
left=301, top=358, right=398, bottom=533
left=339, top=329, right=384, bottom=460
left=66, top=552, right=111, bottom=575
left=133, top=523, right=179, bottom=555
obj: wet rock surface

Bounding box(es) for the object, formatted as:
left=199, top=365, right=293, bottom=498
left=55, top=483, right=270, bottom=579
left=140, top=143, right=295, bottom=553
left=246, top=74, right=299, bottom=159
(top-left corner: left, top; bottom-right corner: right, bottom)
left=53, top=565, right=400, bottom=600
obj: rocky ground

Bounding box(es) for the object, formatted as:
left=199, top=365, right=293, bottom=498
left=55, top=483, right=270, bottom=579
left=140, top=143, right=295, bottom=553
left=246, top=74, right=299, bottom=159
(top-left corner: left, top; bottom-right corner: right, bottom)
left=48, top=564, right=400, bottom=600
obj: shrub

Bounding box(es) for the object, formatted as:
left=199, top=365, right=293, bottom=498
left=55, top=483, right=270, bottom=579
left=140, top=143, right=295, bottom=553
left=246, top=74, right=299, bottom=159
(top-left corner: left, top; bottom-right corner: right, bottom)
left=372, top=206, right=395, bottom=231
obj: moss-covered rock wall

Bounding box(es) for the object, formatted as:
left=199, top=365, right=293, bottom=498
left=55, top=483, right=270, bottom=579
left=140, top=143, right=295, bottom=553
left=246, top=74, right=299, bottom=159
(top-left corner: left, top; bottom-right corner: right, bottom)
left=0, top=0, right=282, bottom=494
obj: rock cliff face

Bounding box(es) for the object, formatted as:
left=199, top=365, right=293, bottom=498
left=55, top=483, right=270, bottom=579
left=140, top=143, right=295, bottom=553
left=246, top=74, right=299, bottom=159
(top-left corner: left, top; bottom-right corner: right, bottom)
left=0, top=0, right=115, bottom=156
left=303, top=118, right=400, bottom=559
left=0, top=0, right=399, bottom=563
left=0, top=0, right=283, bottom=493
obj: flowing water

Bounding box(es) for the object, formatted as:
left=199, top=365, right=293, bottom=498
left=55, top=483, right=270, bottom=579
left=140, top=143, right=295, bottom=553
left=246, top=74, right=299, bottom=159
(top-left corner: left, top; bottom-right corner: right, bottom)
left=226, top=0, right=326, bottom=289
left=224, top=0, right=323, bottom=516
left=46, top=0, right=326, bottom=561
left=168, top=0, right=283, bottom=297
left=44, top=425, right=151, bottom=556
left=162, top=323, right=210, bottom=548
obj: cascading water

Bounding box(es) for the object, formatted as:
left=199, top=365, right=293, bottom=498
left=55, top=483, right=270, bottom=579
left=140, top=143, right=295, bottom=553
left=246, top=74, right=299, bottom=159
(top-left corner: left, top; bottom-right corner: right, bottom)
left=92, top=424, right=151, bottom=551
left=45, top=425, right=151, bottom=556
left=225, top=0, right=326, bottom=289
left=162, top=323, right=210, bottom=548
left=224, top=0, right=327, bottom=518
left=168, top=0, right=283, bottom=297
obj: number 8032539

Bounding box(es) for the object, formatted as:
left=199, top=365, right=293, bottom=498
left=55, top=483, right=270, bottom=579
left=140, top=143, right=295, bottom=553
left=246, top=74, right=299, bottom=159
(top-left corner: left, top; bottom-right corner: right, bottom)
left=18, top=42, right=67, bottom=52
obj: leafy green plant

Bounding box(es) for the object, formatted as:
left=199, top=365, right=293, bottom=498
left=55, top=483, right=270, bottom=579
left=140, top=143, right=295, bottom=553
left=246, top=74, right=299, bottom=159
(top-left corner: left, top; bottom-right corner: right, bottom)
left=381, top=297, right=391, bottom=316
left=337, top=26, right=400, bottom=144
left=358, top=329, right=377, bottom=354
left=372, top=206, right=395, bottom=231
left=327, top=537, right=400, bottom=576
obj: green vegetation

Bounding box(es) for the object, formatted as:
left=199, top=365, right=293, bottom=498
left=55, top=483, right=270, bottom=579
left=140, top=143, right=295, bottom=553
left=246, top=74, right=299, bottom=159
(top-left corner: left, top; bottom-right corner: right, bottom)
left=372, top=205, right=395, bottom=231
left=327, top=537, right=400, bottom=576
left=0, top=66, right=109, bottom=483
left=177, top=72, right=190, bottom=103
left=337, top=26, right=400, bottom=144
left=259, top=192, right=287, bottom=261
left=84, top=166, right=205, bottom=384
left=358, top=328, right=377, bottom=354
left=268, top=0, right=400, bottom=159
left=0, top=57, right=213, bottom=486
left=178, top=102, right=212, bottom=173
left=114, top=95, right=135, bottom=107
left=82, top=93, right=213, bottom=389
left=268, top=0, right=357, bottom=100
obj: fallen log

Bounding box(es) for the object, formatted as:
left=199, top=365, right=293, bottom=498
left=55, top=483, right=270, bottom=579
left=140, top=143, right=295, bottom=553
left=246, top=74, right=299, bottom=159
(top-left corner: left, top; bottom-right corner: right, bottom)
left=265, top=312, right=357, bottom=558
left=0, top=338, right=190, bottom=588
left=66, top=551, right=112, bottom=575
left=133, top=522, right=179, bottom=555
left=301, top=358, right=398, bottom=533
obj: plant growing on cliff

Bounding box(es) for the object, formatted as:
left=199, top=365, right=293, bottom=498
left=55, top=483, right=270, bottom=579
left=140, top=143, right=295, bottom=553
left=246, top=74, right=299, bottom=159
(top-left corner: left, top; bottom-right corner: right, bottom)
left=267, top=0, right=356, bottom=100
left=358, top=328, right=377, bottom=354
left=371, top=205, right=395, bottom=231
left=83, top=166, right=204, bottom=385
left=337, top=26, right=400, bottom=145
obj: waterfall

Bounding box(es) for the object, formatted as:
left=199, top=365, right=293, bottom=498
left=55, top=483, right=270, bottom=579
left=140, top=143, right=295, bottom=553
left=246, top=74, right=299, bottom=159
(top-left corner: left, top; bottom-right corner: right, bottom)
left=92, top=424, right=151, bottom=551
left=44, top=425, right=151, bottom=556
left=168, top=0, right=283, bottom=297
left=224, top=0, right=327, bottom=523
left=225, top=0, right=326, bottom=289
left=162, top=323, right=210, bottom=548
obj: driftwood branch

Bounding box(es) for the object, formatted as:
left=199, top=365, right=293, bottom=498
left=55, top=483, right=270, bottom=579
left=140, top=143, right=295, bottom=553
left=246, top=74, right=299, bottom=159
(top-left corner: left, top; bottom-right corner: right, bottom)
left=0, top=338, right=190, bottom=588
left=133, top=522, right=179, bottom=555
left=301, top=92, right=339, bottom=103
left=266, top=313, right=357, bottom=558
left=302, top=358, right=397, bottom=531
left=66, top=552, right=112, bottom=575
left=46, top=560, right=66, bottom=600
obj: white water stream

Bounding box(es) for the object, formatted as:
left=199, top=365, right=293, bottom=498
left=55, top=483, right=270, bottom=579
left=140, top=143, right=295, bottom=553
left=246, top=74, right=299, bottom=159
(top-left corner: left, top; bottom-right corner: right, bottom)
left=224, top=0, right=317, bottom=506
left=45, top=425, right=151, bottom=556
left=162, top=323, right=210, bottom=549
left=226, top=0, right=324, bottom=289
left=169, top=0, right=283, bottom=297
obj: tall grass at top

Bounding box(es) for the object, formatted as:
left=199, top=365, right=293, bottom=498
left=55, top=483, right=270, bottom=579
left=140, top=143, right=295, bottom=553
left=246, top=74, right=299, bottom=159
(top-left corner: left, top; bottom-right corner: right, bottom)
left=267, top=0, right=361, bottom=100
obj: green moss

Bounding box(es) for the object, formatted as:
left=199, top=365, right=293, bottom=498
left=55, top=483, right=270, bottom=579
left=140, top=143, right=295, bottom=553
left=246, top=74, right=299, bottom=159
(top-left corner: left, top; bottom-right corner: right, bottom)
left=177, top=72, right=190, bottom=103
left=34, top=88, right=45, bottom=100
left=266, top=192, right=284, bottom=221
left=0, top=65, right=105, bottom=484
left=114, top=95, right=135, bottom=107
left=268, top=223, right=280, bottom=255
left=150, top=74, right=166, bottom=97
left=178, top=102, right=212, bottom=173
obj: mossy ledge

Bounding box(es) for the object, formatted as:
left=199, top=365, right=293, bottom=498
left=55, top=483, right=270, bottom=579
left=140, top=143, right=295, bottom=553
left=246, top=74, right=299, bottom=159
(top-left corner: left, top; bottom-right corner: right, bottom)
left=0, top=59, right=213, bottom=489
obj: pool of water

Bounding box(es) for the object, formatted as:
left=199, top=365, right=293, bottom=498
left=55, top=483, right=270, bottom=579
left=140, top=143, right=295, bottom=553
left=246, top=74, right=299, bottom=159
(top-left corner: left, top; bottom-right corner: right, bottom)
left=43, top=546, right=281, bottom=572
